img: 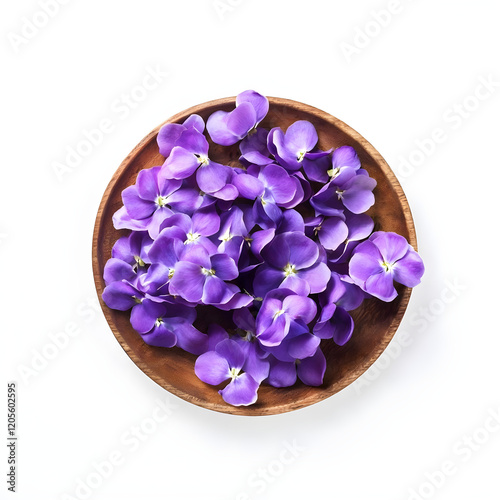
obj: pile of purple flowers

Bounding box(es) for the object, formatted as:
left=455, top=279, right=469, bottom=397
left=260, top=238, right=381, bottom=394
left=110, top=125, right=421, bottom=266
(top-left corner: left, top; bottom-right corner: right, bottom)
left=102, top=90, right=424, bottom=406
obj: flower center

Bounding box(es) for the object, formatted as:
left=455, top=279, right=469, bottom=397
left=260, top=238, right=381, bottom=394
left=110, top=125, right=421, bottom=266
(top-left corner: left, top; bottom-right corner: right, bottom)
left=186, top=231, right=200, bottom=243
left=133, top=296, right=142, bottom=304
left=273, top=309, right=285, bottom=319
left=220, top=229, right=232, bottom=242
left=283, top=263, right=297, bottom=277
left=155, top=195, right=169, bottom=207
left=327, top=167, right=340, bottom=179
left=134, top=255, right=146, bottom=268
left=297, top=150, right=307, bottom=162
left=336, top=189, right=345, bottom=200
left=382, top=261, right=395, bottom=273
left=168, top=268, right=175, bottom=279
left=201, top=267, right=216, bottom=276
left=155, top=317, right=163, bottom=327
left=229, top=367, right=241, bottom=380
left=195, top=154, right=209, bottom=167
left=313, top=225, right=322, bottom=236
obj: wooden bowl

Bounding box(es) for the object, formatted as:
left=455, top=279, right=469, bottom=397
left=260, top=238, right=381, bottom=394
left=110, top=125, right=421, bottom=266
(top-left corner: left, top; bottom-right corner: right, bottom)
left=92, top=96, right=417, bottom=416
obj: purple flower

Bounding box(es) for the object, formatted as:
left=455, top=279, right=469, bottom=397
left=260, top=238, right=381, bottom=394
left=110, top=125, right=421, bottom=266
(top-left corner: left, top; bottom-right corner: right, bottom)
left=305, top=215, right=348, bottom=252
left=160, top=127, right=235, bottom=197
left=268, top=120, right=330, bottom=172
left=207, top=90, right=269, bottom=146
left=255, top=289, right=317, bottom=347
left=266, top=346, right=327, bottom=388
left=158, top=207, right=220, bottom=253
left=195, top=339, right=260, bottom=406
left=304, top=145, right=360, bottom=183
left=130, top=299, right=207, bottom=354
left=157, top=114, right=205, bottom=157
left=311, top=169, right=377, bottom=216
left=349, top=231, right=425, bottom=301
left=140, top=234, right=185, bottom=296
left=314, top=273, right=355, bottom=346
left=103, top=232, right=153, bottom=284
left=233, top=164, right=300, bottom=226
left=169, top=246, right=241, bottom=306
left=217, top=206, right=252, bottom=265
left=327, top=211, right=374, bottom=263
left=118, top=166, right=204, bottom=237
left=232, top=309, right=270, bottom=383
left=239, top=127, right=273, bottom=166
left=253, top=231, right=330, bottom=297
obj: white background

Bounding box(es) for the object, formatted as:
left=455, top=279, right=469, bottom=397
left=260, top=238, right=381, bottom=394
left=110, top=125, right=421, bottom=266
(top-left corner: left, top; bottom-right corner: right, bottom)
left=2, top=0, right=499, bottom=499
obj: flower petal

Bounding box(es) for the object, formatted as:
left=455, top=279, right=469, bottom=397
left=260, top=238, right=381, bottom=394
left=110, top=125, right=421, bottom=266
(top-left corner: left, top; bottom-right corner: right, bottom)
left=370, top=231, right=409, bottom=264
left=122, top=185, right=155, bottom=220
left=297, top=348, right=326, bottom=386
left=232, top=173, right=264, bottom=199
left=206, top=111, right=238, bottom=146
left=173, top=320, right=208, bottom=354
left=142, top=323, right=177, bottom=348
left=267, top=358, right=297, bottom=388
left=215, top=339, right=245, bottom=370
left=236, top=90, right=269, bottom=123
left=103, top=258, right=135, bottom=284
left=318, top=217, right=349, bottom=251
left=365, top=271, right=398, bottom=302
left=332, top=145, right=361, bottom=169
left=195, top=351, right=230, bottom=385
left=162, top=147, right=199, bottom=180
left=219, top=373, right=259, bottom=406
left=349, top=240, right=383, bottom=284
left=283, top=295, right=317, bottom=323
left=130, top=299, right=164, bottom=334
left=285, top=120, right=318, bottom=153
left=392, top=247, right=425, bottom=287
left=253, top=266, right=284, bottom=298
left=211, top=253, right=239, bottom=281
left=196, top=161, right=229, bottom=194
left=227, top=101, right=257, bottom=138
left=168, top=261, right=205, bottom=302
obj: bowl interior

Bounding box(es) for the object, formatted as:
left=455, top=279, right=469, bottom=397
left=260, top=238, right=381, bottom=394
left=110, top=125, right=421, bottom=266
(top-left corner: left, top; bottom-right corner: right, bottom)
left=92, top=97, right=416, bottom=416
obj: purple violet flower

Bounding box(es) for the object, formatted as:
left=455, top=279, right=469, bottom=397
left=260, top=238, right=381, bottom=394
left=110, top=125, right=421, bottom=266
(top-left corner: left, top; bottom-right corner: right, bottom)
left=255, top=289, right=317, bottom=347
left=207, top=90, right=269, bottom=146
left=311, top=169, right=377, bottom=216
left=157, top=114, right=205, bottom=157
left=266, top=346, right=327, bottom=388
left=233, top=164, right=300, bottom=225
left=305, top=215, right=349, bottom=252
left=253, top=231, right=330, bottom=297
left=169, top=245, right=241, bottom=306
left=304, top=145, right=360, bottom=183
left=195, top=339, right=260, bottom=406
left=349, top=231, right=425, bottom=301
left=268, top=120, right=330, bottom=172
left=130, top=299, right=207, bottom=354
left=160, top=127, right=235, bottom=197
left=314, top=273, right=355, bottom=345
left=239, top=127, right=273, bottom=166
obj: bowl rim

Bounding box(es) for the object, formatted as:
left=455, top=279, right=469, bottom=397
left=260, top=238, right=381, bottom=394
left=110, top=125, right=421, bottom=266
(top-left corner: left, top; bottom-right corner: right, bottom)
left=92, top=95, right=416, bottom=416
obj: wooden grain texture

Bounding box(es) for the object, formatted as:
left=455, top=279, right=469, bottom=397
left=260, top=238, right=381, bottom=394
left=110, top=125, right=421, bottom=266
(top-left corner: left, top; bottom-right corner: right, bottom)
left=92, top=96, right=417, bottom=416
